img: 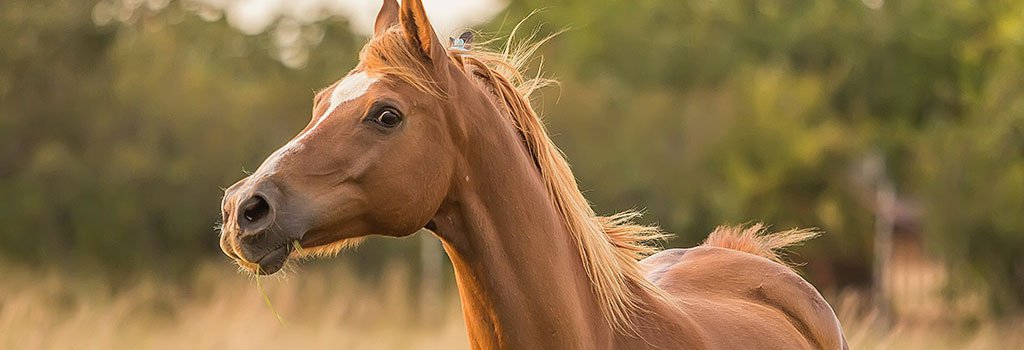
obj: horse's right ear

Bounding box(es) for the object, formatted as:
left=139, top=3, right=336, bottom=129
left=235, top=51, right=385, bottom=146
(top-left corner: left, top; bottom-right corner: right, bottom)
left=374, top=0, right=399, bottom=37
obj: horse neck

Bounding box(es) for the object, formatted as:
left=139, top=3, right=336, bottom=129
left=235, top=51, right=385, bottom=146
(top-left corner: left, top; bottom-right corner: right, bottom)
left=430, top=103, right=617, bottom=348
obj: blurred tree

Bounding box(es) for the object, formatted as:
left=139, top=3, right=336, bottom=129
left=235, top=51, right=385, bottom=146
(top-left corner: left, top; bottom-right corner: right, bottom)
left=497, top=0, right=1024, bottom=307
left=0, top=0, right=372, bottom=273
left=1, top=0, right=1023, bottom=313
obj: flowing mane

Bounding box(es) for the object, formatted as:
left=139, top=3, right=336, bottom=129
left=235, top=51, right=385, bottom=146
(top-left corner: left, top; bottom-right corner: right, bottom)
left=360, top=28, right=674, bottom=333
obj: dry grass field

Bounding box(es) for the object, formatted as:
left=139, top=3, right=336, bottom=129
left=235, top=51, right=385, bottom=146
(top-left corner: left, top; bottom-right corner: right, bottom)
left=1, top=263, right=1021, bottom=350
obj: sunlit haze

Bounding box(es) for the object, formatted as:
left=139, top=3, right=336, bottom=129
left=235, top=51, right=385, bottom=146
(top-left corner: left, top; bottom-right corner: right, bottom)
left=206, top=0, right=507, bottom=36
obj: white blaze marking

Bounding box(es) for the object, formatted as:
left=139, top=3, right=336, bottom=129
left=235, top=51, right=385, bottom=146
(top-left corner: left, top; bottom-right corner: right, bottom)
left=254, top=71, right=378, bottom=174
left=298, top=71, right=377, bottom=144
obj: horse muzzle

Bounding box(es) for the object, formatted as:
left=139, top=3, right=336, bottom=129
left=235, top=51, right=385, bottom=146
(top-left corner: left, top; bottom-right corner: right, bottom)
left=220, top=177, right=300, bottom=275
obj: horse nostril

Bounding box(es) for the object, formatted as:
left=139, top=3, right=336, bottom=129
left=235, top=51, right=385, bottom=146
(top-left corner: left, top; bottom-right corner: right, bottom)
left=244, top=196, right=269, bottom=222
left=237, top=195, right=272, bottom=233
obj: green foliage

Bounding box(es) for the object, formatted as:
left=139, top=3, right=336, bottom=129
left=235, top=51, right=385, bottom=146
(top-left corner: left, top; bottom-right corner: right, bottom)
left=2, top=0, right=1023, bottom=312
left=0, top=0, right=366, bottom=271
left=498, top=0, right=1024, bottom=307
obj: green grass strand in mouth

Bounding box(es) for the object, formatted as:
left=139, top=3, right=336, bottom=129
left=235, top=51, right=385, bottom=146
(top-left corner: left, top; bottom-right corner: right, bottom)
left=255, top=266, right=287, bottom=326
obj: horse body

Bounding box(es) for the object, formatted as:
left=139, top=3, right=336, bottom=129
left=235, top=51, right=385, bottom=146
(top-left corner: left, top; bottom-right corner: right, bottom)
left=644, top=246, right=848, bottom=349
left=217, top=0, right=848, bottom=348
left=430, top=72, right=843, bottom=347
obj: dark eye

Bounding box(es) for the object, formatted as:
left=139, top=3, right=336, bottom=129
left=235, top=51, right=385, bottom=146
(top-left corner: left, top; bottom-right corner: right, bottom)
left=371, top=108, right=403, bottom=128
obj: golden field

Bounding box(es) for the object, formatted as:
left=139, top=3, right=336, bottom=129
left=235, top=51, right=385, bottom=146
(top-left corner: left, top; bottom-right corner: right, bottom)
left=1, top=263, right=1021, bottom=350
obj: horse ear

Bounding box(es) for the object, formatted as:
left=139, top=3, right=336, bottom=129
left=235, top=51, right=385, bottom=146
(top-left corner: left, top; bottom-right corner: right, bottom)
left=374, top=0, right=399, bottom=37
left=399, top=0, right=446, bottom=63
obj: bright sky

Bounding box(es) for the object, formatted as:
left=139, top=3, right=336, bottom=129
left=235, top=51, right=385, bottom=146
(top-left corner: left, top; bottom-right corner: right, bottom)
left=208, top=0, right=508, bottom=36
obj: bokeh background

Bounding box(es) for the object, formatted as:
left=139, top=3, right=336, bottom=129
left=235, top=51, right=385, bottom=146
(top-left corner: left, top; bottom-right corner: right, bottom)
left=2, top=0, right=1024, bottom=348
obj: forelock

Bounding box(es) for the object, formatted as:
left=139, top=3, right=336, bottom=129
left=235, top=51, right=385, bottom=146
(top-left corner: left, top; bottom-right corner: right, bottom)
left=359, top=28, right=445, bottom=98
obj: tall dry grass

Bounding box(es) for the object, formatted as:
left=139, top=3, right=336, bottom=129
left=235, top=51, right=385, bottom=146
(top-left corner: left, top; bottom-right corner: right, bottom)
left=0, top=263, right=468, bottom=350
left=1, top=262, right=1021, bottom=349
left=833, top=289, right=1024, bottom=350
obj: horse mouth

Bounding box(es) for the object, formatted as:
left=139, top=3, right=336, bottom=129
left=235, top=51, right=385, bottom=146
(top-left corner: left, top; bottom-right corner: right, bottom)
left=248, top=243, right=292, bottom=275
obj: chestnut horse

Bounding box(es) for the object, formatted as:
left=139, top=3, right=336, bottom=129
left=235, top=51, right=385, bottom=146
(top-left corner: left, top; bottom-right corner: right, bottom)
left=219, top=0, right=848, bottom=348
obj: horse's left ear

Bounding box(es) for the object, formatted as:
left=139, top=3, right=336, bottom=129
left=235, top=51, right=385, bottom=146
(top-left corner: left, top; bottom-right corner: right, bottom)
left=374, top=0, right=398, bottom=37
left=399, top=0, right=447, bottom=64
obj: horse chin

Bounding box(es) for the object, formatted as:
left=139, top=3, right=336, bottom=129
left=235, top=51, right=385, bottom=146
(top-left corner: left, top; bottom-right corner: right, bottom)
left=231, top=234, right=367, bottom=275
left=292, top=236, right=368, bottom=260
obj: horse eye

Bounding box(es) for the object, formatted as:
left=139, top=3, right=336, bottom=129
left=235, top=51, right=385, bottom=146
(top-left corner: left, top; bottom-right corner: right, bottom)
left=373, top=109, right=402, bottom=128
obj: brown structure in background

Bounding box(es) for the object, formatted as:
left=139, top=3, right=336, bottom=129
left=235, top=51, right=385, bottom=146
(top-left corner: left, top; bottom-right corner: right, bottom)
left=858, top=154, right=950, bottom=324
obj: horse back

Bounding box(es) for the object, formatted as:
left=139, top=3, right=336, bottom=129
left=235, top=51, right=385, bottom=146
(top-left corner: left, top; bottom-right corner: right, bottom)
left=641, top=247, right=849, bottom=350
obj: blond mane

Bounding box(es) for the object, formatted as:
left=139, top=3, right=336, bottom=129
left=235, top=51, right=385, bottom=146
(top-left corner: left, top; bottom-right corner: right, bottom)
left=704, top=223, right=819, bottom=269
left=360, top=27, right=675, bottom=334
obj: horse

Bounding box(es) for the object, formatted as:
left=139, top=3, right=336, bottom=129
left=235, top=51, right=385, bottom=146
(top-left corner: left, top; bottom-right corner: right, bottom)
left=218, top=1, right=849, bottom=348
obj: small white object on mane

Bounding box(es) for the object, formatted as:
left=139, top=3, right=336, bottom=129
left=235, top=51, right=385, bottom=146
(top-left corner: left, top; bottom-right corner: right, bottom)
left=254, top=71, right=378, bottom=175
